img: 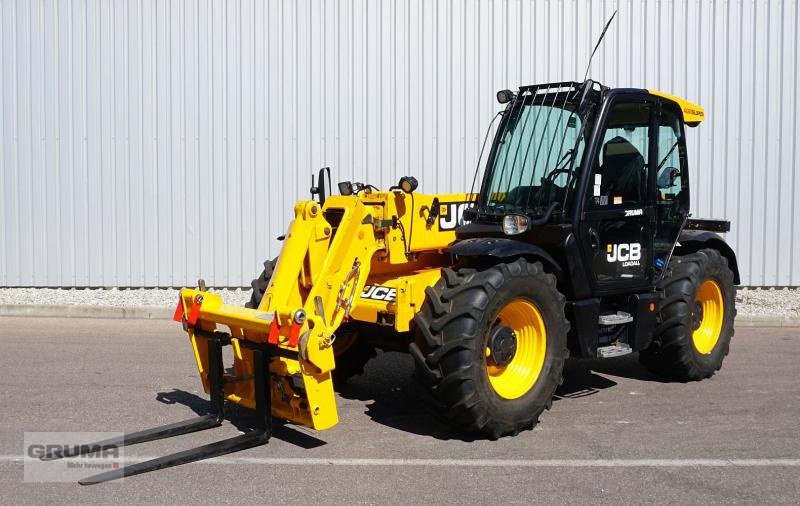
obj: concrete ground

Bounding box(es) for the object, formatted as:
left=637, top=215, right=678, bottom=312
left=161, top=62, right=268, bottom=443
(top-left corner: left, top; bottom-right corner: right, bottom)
left=0, top=317, right=798, bottom=504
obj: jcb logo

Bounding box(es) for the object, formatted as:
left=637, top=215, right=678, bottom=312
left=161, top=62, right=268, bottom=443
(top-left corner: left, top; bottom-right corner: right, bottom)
left=361, top=285, right=397, bottom=302
left=606, top=243, right=641, bottom=263
left=439, top=202, right=472, bottom=231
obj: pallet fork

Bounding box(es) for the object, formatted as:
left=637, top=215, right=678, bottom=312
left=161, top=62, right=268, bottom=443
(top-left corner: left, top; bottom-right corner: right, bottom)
left=41, top=330, right=274, bottom=485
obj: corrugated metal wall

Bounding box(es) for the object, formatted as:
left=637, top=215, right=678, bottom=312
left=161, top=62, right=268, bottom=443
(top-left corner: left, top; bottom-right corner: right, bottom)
left=0, top=0, right=796, bottom=287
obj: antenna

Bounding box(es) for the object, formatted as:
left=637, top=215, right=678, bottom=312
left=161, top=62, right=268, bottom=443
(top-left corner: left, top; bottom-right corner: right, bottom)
left=583, top=10, right=618, bottom=82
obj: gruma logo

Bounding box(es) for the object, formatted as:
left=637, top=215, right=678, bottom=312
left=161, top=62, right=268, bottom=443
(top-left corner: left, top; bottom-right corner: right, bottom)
left=24, top=431, right=123, bottom=483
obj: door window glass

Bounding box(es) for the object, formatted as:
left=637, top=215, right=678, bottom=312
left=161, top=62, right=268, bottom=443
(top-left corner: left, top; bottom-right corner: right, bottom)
left=589, top=102, right=650, bottom=208
left=656, top=109, right=683, bottom=201
left=653, top=105, right=688, bottom=276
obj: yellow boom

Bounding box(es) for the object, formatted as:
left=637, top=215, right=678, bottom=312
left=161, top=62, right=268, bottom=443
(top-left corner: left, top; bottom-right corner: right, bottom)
left=177, top=190, right=472, bottom=430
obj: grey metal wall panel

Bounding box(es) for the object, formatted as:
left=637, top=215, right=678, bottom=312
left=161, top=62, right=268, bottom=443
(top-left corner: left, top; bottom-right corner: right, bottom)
left=0, top=0, right=795, bottom=286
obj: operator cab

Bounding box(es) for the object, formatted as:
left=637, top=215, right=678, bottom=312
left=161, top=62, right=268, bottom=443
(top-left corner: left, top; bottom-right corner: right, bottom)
left=451, top=80, right=733, bottom=362
left=459, top=80, right=702, bottom=299
left=581, top=86, right=696, bottom=294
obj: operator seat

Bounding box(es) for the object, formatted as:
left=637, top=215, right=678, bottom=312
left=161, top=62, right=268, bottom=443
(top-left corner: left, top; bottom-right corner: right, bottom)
left=598, top=136, right=646, bottom=204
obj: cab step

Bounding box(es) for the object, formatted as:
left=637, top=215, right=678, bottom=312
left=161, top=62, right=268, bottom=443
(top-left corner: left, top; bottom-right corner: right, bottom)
left=598, top=311, right=633, bottom=325
left=597, top=342, right=632, bottom=358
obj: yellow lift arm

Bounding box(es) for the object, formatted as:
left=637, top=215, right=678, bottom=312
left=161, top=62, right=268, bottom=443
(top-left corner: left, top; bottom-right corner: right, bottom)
left=177, top=190, right=472, bottom=430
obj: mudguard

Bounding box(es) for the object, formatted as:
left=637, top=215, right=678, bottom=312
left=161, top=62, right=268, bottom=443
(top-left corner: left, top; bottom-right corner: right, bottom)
left=676, top=229, right=741, bottom=284
left=448, top=237, right=562, bottom=275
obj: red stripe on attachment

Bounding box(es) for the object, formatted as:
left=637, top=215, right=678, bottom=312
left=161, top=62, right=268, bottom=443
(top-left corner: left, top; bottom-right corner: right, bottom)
left=268, top=313, right=280, bottom=344
left=172, top=299, right=184, bottom=322
left=288, top=321, right=302, bottom=348
left=187, top=298, right=202, bottom=326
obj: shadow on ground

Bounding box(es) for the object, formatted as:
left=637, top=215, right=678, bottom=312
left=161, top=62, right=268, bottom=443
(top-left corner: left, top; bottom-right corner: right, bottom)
left=335, top=351, right=476, bottom=441
left=555, top=353, right=667, bottom=399
left=339, top=350, right=668, bottom=440
left=155, top=389, right=326, bottom=449
left=155, top=350, right=667, bottom=443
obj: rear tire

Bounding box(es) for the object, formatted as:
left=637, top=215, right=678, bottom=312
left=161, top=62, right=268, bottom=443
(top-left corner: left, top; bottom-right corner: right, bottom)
left=245, top=259, right=276, bottom=309
left=411, top=258, right=569, bottom=439
left=639, top=248, right=736, bottom=380
left=331, top=325, right=377, bottom=385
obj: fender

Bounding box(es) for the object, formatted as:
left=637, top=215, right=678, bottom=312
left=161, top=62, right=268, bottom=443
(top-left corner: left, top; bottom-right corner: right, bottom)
left=676, top=230, right=741, bottom=285
left=447, top=237, right=562, bottom=275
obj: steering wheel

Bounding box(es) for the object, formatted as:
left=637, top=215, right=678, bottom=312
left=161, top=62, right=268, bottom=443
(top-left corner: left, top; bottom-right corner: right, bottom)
left=545, top=169, right=572, bottom=183
left=543, top=168, right=573, bottom=186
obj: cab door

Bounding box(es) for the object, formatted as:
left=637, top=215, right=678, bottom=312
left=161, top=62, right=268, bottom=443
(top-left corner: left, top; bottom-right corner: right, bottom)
left=579, top=93, right=656, bottom=293
left=652, top=101, right=690, bottom=279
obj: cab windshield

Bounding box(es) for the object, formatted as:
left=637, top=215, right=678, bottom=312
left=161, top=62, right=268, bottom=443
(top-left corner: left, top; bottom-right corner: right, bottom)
left=478, top=85, right=595, bottom=217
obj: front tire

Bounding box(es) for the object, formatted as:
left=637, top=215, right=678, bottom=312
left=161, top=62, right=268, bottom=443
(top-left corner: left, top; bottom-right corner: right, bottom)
left=410, top=258, right=569, bottom=439
left=639, top=248, right=736, bottom=380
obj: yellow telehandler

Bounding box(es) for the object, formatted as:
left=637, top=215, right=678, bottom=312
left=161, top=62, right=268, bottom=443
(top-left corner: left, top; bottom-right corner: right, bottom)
left=49, top=80, right=738, bottom=484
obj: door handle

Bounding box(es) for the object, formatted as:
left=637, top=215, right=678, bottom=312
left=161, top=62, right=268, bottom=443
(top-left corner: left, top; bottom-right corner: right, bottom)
left=588, top=229, right=600, bottom=251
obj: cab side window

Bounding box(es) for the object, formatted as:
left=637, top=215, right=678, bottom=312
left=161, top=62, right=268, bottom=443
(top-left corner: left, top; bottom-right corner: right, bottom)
left=589, top=102, right=651, bottom=209
left=656, top=107, right=685, bottom=202
left=653, top=103, right=689, bottom=275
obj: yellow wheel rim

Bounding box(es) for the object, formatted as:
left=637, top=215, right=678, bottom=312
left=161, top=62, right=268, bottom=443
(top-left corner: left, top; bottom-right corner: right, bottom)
left=486, top=299, right=547, bottom=400
left=692, top=279, right=724, bottom=355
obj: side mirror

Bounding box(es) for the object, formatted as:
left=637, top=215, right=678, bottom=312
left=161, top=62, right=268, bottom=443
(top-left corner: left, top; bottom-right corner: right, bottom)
left=310, top=167, right=331, bottom=205
left=657, top=167, right=680, bottom=189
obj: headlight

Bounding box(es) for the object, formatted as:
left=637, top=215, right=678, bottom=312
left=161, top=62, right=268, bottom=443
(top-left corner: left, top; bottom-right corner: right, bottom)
left=502, top=214, right=529, bottom=235
left=398, top=176, right=418, bottom=193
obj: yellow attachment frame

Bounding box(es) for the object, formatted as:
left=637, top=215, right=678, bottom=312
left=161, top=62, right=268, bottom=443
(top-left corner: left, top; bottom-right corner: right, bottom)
left=178, top=190, right=474, bottom=431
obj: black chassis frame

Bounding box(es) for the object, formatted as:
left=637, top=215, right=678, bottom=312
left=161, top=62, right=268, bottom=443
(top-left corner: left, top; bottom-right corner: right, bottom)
left=452, top=83, right=739, bottom=359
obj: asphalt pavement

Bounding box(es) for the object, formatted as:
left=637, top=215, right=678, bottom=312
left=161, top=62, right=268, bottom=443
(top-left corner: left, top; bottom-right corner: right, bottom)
left=1, top=317, right=798, bottom=504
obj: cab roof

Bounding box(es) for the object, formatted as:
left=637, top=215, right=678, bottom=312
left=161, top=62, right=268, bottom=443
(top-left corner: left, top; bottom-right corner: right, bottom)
left=648, top=89, right=705, bottom=127
left=512, top=81, right=705, bottom=127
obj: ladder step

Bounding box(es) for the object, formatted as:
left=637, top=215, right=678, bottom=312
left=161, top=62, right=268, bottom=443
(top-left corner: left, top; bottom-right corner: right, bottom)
left=598, top=311, right=633, bottom=325
left=597, top=342, right=632, bottom=358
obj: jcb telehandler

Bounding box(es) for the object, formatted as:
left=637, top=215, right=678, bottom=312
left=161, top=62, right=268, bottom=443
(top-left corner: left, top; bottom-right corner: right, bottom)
left=51, top=79, right=737, bottom=484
